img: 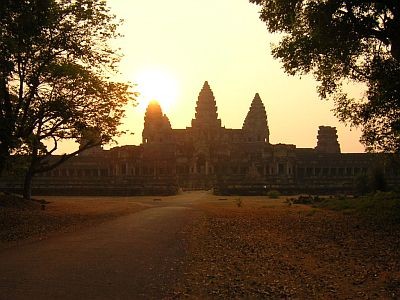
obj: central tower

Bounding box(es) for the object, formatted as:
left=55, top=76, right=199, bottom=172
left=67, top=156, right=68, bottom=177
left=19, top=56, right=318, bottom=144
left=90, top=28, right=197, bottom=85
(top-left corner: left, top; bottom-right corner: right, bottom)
left=191, top=81, right=222, bottom=130
left=189, top=81, right=222, bottom=184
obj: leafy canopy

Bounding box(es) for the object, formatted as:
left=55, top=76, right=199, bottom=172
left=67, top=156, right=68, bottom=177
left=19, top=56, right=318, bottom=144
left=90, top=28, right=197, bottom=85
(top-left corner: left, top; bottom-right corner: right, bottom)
left=250, top=0, right=400, bottom=152
left=0, top=0, right=136, bottom=176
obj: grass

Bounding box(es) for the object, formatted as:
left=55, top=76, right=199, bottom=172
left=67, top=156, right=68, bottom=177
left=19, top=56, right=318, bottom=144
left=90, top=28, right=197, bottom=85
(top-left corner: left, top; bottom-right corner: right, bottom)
left=311, top=191, right=400, bottom=225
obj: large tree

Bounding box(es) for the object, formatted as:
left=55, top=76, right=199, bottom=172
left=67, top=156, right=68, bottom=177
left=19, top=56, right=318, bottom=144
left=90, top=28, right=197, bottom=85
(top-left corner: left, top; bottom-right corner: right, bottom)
left=0, top=0, right=136, bottom=199
left=250, top=0, right=400, bottom=152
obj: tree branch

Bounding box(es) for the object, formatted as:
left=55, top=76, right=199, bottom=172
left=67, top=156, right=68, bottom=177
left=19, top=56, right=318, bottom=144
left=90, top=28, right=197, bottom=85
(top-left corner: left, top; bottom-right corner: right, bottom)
left=34, top=140, right=101, bottom=174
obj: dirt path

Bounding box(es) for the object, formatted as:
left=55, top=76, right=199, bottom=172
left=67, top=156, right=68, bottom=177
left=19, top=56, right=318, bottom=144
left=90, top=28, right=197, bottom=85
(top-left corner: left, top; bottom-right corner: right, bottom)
left=0, top=205, right=198, bottom=299
left=1, top=192, right=399, bottom=299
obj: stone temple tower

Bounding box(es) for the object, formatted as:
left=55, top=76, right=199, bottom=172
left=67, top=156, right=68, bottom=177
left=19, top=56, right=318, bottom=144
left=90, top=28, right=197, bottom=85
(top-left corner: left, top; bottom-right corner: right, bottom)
left=78, top=127, right=103, bottom=156
left=242, top=93, right=270, bottom=143
left=315, top=126, right=341, bottom=153
left=191, top=81, right=222, bottom=131
left=142, top=100, right=172, bottom=144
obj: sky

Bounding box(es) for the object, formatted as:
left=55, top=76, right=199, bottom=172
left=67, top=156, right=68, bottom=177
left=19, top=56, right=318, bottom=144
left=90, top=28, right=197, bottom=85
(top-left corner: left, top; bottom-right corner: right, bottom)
left=106, top=0, right=364, bottom=153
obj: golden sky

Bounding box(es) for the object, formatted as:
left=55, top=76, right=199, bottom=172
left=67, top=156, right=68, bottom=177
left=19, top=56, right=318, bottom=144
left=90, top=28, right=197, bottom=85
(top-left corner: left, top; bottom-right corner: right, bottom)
left=108, top=0, right=364, bottom=153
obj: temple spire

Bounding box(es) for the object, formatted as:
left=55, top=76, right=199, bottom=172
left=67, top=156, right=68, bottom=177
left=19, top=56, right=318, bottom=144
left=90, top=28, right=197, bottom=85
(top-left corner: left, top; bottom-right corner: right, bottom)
left=142, top=100, right=172, bottom=144
left=191, top=81, right=221, bottom=129
left=243, top=93, right=270, bottom=143
left=315, top=126, right=341, bottom=153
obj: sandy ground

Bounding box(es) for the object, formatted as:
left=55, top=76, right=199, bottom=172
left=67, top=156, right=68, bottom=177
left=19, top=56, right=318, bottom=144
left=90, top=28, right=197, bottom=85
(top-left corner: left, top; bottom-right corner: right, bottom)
left=0, top=205, right=196, bottom=299
left=0, top=196, right=151, bottom=249
left=1, top=192, right=399, bottom=298
left=0, top=192, right=208, bottom=248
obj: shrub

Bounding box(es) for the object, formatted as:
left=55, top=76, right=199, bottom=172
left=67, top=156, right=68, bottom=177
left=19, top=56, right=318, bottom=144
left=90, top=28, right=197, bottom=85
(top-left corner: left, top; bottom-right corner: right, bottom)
left=267, top=190, right=281, bottom=199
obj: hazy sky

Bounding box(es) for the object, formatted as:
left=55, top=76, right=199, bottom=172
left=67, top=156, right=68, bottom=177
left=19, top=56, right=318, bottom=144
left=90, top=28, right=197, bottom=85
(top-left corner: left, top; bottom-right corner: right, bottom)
left=107, top=0, right=364, bottom=152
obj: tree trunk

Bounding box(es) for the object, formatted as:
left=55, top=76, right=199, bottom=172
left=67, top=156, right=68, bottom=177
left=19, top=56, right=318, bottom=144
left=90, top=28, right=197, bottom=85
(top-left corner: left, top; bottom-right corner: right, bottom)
left=0, top=144, right=9, bottom=176
left=0, top=74, right=12, bottom=176
left=23, top=170, right=33, bottom=200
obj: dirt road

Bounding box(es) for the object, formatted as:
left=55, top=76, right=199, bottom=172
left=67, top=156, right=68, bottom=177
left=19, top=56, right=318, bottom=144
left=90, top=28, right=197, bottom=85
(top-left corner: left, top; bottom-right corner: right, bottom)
left=0, top=204, right=197, bottom=299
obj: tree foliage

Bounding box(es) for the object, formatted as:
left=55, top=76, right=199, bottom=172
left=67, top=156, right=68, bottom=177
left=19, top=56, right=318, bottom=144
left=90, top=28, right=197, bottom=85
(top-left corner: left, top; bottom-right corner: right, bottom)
left=250, top=0, right=400, bottom=152
left=0, top=0, right=136, bottom=198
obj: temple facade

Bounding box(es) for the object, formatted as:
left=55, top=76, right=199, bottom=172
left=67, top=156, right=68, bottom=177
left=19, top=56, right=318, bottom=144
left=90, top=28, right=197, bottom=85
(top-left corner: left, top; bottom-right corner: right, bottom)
left=2, top=82, right=399, bottom=195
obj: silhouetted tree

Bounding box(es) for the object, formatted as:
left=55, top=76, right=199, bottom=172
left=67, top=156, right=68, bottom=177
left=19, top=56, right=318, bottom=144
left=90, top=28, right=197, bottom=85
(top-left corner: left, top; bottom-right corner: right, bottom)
left=250, top=0, right=400, bottom=152
left=0, top=0, right=136, bottom=199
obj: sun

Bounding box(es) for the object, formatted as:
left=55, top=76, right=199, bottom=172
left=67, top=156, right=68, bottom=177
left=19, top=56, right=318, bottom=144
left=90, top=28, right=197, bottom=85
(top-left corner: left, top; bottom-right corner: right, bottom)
left=134, top=68, right=179, bottom=113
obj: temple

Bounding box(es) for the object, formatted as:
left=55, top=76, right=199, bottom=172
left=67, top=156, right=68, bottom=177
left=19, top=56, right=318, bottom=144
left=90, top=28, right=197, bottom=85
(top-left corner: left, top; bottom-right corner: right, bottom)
left=2, top=81, right=399, bottom=195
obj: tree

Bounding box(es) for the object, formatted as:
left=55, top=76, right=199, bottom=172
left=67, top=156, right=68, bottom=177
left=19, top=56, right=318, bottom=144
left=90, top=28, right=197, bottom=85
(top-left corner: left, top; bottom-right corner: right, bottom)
left=250, top=0, right=400, bottom=152
left=0, top=0, right=136, bottom=199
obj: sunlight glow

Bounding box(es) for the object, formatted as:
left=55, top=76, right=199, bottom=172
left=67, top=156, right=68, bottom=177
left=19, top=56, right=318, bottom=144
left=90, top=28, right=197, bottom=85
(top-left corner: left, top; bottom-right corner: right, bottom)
left=134, top=68, right=179, bottom=113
